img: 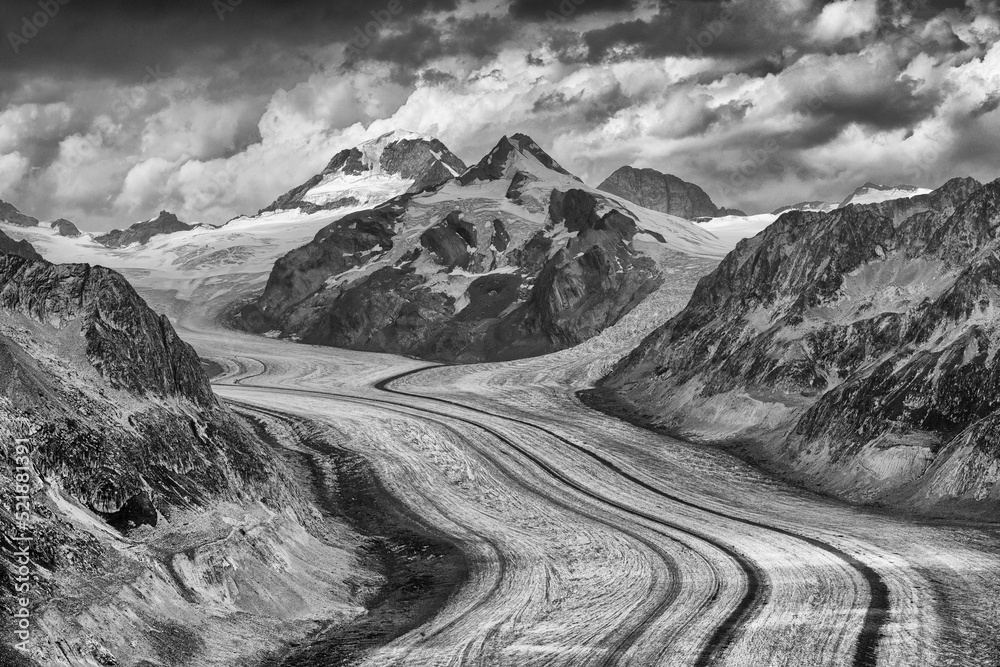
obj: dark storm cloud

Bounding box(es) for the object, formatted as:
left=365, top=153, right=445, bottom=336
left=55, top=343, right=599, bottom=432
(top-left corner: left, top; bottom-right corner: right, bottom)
left=349, top=14, right=514, bottom=68
left=580, top=2, right=791, bottom=62
left=0, top=0, right=459, bottom=81
left=573, top=0, right=989, bottom=65
left=793, top=75, right=941, bottom=132
left=421, top=68, right=456, bottom=84
left=509, top=0, right=637, bottom=20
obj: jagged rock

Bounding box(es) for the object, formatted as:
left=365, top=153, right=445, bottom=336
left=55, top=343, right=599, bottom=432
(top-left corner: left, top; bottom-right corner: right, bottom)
left=95, top=211, right=192, bottom=248
left=0, top=200, right=39, bottom=227
left=51, top=218, right=82, bottom=237
left=459, top=133, right=576, bottom=185
left=230, top=134, right=688, bottom=363
left=421, top=211, right=479, bottom=269
left=596, top=176, right=1000, bottom=516
left=0, top=250, right=278, bottom=546
left=0, top=254, right=214, bottom=406
left=0, top=229, right=42, bottom=261
left=597, top=166, right=722, bottom=219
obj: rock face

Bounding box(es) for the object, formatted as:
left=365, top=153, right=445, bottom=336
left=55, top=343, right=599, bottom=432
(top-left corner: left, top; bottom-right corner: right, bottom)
left=229, top=134, right=718, bottom=363
left=0, top=229, right=42, bottom=261
left=0, top=252, right=266, bottom=523
left=597, top=166, right=724, bottom=219
left=262, top=130, right=468, bottom=215
left=0, top=255, right=214, bottom=406
left=95, top=210, right=193, bottom=248
left=0, top=200, right=39, bottom=228
left=51, top=218, right=82, bottom=237
left=595, top=176, right=1000, bottom=517
left=0, top=253, right=364, bottom=666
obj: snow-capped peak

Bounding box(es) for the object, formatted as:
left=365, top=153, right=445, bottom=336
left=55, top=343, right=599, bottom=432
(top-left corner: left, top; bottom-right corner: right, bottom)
left=459, top=133, right=579, bottom=186
left=839, top=182, right=931, bottom=207
left=261, top=132, right=468, bottom=214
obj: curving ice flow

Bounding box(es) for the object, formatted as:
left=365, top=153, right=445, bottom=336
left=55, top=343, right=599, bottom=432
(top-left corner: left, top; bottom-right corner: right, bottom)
left=152, top=262, right=1000, bottom=667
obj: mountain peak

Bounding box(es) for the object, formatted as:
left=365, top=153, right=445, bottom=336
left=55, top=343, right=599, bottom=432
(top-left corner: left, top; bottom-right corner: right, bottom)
left=839, top=182, right=929, bottom=207
left=0, top=228, right=42, bottom=261
left=51, top=218, right=82, bottom=237
left=95, top=210, right=193, bottom=248
left=597, top=166, right=723, bottom=219
left=459, top=133, right=575, bottom=185
left=263, top=132, right=467, bottom=214
left=0, top=200, right=39, bottom=228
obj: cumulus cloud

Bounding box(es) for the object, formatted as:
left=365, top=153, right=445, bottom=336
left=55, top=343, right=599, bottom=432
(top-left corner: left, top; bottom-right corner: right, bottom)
left=811, top=0, right=879, bottom=43
left=0, top=152, right=29, bottom=194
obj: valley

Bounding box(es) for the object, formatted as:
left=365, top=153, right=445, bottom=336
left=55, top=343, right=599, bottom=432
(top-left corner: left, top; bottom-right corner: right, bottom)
left=2, top=130, right=998, bottom=666
left=170, top=287, right=1000, bottom=666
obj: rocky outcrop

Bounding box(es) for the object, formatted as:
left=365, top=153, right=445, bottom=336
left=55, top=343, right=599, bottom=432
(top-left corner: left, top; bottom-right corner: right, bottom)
left=0, top=229, right=41, bottom=261
left=262, top=131, right=468, bottom=215
left=0, top=255, right=214, bottom=406
left=0, top=253, right=376, bottom=667
left=0, top=200, right=39, bottom=228
left=597, top=166, right=723, bottom=219
left=51, top=218, right=81, bottom=237
left=595, top=176, right=1000, bottom=517
left=95, top=210, right=193, bottom=248
left=230, top=135, right=678, bottom=363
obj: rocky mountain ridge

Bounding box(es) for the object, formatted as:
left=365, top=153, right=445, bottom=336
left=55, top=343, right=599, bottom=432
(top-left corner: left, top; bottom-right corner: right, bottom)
left=94, top=210, right=195, bottom=248
left=262, top=130, right=468, bottom=215
left=594, top=175, right=1000, bottom=516
left=51, top=218, right=81, bottom=237
left=0, top=229, right=41, bottom=261
left=0, top=200, right=39, bottom=228
left=838, top=181, right=930, bottom=207
left=229, top=133, right=725, bottom=363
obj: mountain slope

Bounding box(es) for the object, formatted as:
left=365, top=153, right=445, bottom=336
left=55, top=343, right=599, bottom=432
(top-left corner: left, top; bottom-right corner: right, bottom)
left=839, top=182, right=931, bottom=207
left=51, top=218, right=81, bottom=237
left=0, top=253, right=369, bottom=666
left=263, top=130, right=467, bottom=215
left=230, top=134, right=730, bottom=363
left=592, top=176, right=1000, bottom=516
left=597, top=166, right=727, bottom=219
left=0, top=200, right=38, bottom=228
left=0, top=229, right=41, bottom=261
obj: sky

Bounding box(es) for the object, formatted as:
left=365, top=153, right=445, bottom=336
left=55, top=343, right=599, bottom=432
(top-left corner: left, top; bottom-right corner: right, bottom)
left=0, top=0, right=998, bottom=230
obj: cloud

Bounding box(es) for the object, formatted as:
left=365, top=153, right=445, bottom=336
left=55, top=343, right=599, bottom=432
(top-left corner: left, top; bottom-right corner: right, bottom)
left=0, top=0, right=997, bottom=229
left=0, top=152, right=29, bottom=194
left=811, top=0, right=879, bottom=43
left=509, top=0, right=637, bottom=20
